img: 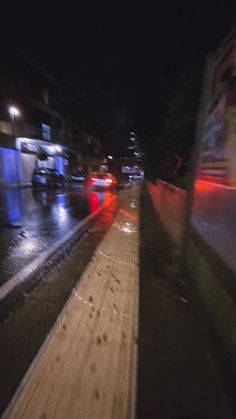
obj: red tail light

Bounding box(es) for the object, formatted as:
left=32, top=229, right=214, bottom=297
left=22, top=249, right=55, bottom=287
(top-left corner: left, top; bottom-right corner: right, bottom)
left=91, top=177, right=98, bottom=182
left=106, top=178, right=112, bottom=183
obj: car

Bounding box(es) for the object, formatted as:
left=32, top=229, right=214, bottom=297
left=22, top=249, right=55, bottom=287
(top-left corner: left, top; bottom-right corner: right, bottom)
left=129, top=174, right=144, bottom=181
left=85, top=172, right=117, bottom=189
left=71, top=171, right=86, bottom=183
left=32, top=168, right=65, bottom=188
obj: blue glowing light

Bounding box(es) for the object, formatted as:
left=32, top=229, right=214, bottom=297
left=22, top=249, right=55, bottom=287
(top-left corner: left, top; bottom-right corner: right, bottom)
left=55, top=156, right=64, bottom=175
left=4, top=189, right=23, bottom=223
left=0, top=147, right=20, bottom=184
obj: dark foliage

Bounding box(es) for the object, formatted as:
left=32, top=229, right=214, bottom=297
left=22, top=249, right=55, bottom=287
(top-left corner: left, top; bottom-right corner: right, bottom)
left=146, top=60, right=204, bottom=184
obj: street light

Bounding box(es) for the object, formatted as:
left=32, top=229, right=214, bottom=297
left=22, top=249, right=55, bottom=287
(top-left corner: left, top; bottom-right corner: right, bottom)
left=8, top=105, right=20, bottom=137
left=9, top=106, right=20, bottom=118
left=108, top=155, right=113, bottom=160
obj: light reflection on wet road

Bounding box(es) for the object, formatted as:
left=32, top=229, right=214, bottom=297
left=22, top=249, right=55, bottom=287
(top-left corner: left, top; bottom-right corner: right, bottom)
left=0, top=186, right=111, bottom=285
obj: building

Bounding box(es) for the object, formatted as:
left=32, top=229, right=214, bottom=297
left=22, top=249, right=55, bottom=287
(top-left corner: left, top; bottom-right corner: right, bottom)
left=0, top=52, right=103, bottom=187
left=66, top=98, right=103, bottom=175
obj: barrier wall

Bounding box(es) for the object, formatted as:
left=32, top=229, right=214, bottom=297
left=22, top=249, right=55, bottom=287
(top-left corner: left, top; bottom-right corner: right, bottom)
left=147, top=180, right=186, bottom=246
left=147, top=179, right=236, bottom=379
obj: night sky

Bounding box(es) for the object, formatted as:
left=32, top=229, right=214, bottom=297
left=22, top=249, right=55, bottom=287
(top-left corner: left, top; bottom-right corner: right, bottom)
left=1, top=2, right=236, bottom=153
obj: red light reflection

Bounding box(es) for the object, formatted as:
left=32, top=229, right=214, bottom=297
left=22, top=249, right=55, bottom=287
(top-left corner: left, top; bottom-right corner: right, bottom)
left=119, top=209, right=137, bottom=220
left=89, top=192, right=99, bottom=213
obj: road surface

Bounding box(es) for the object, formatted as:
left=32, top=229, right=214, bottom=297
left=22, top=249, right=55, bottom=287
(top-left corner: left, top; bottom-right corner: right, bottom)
left=0, top=185, right=109, bottom=285
left=0, top=185, right=117, bottom=415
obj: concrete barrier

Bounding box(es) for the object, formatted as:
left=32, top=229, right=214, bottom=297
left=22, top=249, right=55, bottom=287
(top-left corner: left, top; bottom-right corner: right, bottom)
left=147, top=180, right=186, bottom=247
left=147, top=179, right=236, bottom=384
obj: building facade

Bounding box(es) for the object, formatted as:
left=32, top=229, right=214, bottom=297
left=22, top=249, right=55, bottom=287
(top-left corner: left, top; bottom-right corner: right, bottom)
left=0, top=52, right=103, bottom=186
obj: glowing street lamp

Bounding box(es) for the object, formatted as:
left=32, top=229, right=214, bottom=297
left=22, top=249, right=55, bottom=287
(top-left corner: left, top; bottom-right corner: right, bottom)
left=8, top=106, right=21, bottom=137
left=9, top=106, right=20, bottom=118
left=108, top=155, right=113, bottom=160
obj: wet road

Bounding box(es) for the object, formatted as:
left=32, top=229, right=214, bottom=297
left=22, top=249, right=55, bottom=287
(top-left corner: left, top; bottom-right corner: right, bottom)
left=0, top=187, right=117, bottom=416
left=0, top=186, right=111, bottom=285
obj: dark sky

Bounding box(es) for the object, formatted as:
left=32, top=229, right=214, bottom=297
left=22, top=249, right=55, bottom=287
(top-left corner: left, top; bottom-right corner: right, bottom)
left=1, top=2, right=236, bottom=152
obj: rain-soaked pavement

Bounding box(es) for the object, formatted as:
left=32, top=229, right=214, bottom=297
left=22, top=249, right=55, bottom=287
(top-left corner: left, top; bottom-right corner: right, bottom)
left=1, top=184, right=236, bottom=418
left=0, top=185, right=117, bottom=415
left=0, top=185, right=110, bottom=285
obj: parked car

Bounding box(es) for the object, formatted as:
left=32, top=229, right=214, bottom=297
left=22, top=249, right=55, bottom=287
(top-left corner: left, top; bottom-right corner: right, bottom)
left=85, top=172, right=117, bottom=189
left=71, top=171, right=86, bottom=183
left=32, top=168, right=65, bottom=188
left=129, top=174, right=144, bottom=181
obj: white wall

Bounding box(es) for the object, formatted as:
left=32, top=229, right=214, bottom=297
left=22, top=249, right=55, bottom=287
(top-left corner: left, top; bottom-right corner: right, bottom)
left=38, top=157, right=54, bottom=169
left=20, top=155, right=55, bottom=185
left=20, top=154, right=37, bottom=185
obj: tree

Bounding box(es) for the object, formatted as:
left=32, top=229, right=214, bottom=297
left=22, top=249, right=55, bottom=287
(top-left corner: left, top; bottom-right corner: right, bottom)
left=149, top=60, right=204, bottom=183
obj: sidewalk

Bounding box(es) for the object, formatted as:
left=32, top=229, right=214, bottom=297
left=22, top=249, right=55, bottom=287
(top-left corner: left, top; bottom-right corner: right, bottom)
left=2, top=184, right=235, bottom=419
left=3, top=185, right=139, bottom=419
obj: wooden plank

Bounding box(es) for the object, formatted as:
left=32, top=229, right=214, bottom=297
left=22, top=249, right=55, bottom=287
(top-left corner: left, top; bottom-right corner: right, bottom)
left=4, top=186, right=140, bottom=419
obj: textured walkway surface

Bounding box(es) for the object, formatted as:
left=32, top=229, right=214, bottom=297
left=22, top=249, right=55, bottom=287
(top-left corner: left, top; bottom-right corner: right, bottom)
left=3, top=186, right=139, bottom=419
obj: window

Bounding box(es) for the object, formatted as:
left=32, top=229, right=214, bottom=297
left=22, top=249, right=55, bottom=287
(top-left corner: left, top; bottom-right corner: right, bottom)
left=42, top=123, right=51, bottom=141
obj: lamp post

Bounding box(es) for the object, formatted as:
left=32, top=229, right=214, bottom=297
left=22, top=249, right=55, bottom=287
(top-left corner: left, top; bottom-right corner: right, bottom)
left=8, top=106, right=21, bottom=186
left=8, top=106, right=20, bottom=137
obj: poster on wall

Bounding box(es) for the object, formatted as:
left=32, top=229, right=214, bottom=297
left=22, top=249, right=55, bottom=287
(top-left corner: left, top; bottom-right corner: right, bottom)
left=191, top=27, right=236, bottom=275
left=198, top=29, right=236, bottom=188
